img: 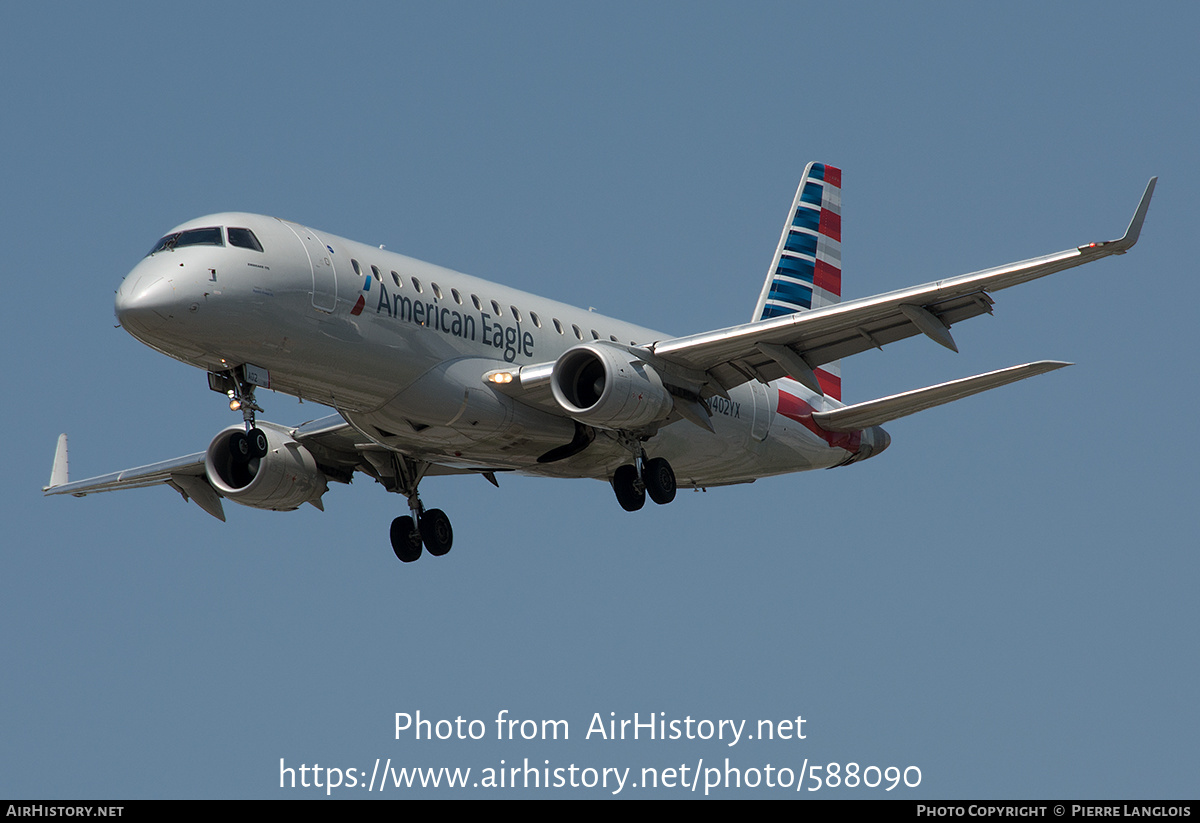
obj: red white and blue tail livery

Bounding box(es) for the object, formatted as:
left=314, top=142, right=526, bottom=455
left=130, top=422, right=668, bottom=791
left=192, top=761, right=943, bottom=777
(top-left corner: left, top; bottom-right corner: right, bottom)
left=753, top=161, right=844, bottom=399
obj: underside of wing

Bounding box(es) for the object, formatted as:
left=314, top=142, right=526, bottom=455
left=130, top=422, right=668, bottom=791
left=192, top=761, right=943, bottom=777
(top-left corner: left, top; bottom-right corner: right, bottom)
left=293, top=414, right=492, bottom=482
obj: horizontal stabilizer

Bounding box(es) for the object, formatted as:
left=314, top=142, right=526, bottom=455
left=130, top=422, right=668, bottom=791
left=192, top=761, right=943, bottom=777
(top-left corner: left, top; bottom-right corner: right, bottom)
left=811, top=361, right=1071, bottom=432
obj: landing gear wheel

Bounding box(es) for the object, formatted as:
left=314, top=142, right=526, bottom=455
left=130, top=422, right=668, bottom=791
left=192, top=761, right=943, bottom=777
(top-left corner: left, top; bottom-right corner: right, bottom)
left=644, top=457, right=677, bottom=505
left=390, top=516, right=423, bottom=563
left=228, top=431, right=251, bottom=463
left=248, top=427, right=269, bottom=459
left=612, top=464, right=646, bottom=512
left=420, top=509, right=454, bottom=556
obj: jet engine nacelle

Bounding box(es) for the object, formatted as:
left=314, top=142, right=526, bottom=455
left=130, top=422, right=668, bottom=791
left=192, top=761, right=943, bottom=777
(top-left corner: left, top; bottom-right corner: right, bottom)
left=204, top=425, right=327, bottom=511
left=550, top=342, right=674, bottom=431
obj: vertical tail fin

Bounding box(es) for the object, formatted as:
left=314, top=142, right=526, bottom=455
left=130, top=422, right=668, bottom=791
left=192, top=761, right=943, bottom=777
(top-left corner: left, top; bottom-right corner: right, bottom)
left=751, top=162, right=842, bottom=399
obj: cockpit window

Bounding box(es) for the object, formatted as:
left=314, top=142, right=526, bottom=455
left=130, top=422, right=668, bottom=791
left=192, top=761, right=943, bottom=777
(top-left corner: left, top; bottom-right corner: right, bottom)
left=227, top=227, right=264, bottom=252
left=148, top=226, right=224, bottom=255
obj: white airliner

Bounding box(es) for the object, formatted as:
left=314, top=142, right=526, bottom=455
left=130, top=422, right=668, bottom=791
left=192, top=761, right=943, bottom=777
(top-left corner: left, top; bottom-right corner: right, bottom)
left=45, top=165, right=1156, bottom=562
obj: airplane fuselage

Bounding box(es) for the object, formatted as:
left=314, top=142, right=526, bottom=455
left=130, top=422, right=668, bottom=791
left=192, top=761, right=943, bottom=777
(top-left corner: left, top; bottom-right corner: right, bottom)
left=115, top=212, right=873, bottom=489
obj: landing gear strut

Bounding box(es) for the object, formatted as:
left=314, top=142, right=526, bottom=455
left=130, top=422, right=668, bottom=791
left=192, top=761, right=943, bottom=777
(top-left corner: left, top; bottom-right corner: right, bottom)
left=386, top=454, right=454, bottom=563
left=219, top=369, right=268, bottom=462
left=610, top=441, right=677, bottom=512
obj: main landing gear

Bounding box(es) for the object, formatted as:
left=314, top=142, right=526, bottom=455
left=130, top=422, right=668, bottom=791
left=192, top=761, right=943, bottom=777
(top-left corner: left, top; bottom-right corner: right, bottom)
left=387, top=455, right=453, bottom=563
left=610, top=449, right=677, bottom=512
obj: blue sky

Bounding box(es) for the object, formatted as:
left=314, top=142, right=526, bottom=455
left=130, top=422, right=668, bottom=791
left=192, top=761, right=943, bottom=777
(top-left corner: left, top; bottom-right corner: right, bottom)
left=3, top=1, right=1196, bottom=798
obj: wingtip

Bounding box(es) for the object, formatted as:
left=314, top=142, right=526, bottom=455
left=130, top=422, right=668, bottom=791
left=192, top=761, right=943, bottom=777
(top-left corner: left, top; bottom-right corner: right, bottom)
left=45, top=433, right=69, bottom=491
left=1078, top=177, right=1156, bottom=255
left=1115, top=176, right=1157, bottom=252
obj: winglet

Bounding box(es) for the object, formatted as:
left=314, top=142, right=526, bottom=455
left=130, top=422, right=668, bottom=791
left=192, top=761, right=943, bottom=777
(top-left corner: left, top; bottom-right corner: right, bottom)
left=1085, top=177, right=1156, bottom=255
left=1116, top=176, right=1157, bottom=252
left=45, top=433, right=69, bottom=491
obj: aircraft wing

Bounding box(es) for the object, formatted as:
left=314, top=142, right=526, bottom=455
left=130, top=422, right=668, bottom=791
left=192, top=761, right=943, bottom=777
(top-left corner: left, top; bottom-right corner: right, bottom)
left=646, top=178, right=1156, bottom=396
left=41, top=418, right=357, bottom=500
left=41, top=439, right=227, bottom=519
left=43, top=414, right=479, bottom=520
left=42, top=446, right=209, bottom=496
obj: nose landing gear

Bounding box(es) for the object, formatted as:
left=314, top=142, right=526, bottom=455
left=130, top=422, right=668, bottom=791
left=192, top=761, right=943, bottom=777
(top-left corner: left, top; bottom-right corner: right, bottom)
left=212, top=368, right=268, bottom=462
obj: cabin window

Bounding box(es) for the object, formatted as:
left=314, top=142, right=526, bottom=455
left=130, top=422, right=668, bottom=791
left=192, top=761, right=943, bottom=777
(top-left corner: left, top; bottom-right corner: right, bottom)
left=351, top=259, right=362, bottom=275
left=510, top=306, right=522, bottom=323
left=432, top=283, right=443, bottom=299
left=411, top=277, right=423, bottom=293
left=591, top=329, right=600, bottom=340
left=451, top=288, right=462, bottom=305
left=391, top=271, right=402, bottom=287
left=227, top=227, right=263, bottom=252
left=491, top=300, right=502, bottom=316
left=471, top=294, right=482, bottom=310
left=530, top=311, right=542, bottom=328
left=553, top=319, right=564, bottom=334
left=572, top=324, right=583, bottom=340
left=371, top=265, right=382, bottom=281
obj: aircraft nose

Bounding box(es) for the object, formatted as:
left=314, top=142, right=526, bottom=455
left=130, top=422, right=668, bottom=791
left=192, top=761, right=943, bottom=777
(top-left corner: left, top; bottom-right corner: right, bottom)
left=115, top=268, right=178, bottom=335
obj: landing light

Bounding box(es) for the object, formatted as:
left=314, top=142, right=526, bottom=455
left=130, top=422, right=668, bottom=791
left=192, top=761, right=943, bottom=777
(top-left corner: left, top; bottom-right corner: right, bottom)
left=227, top=389, right=241, bottom=411
left=485, top=371, right=516, bottom=385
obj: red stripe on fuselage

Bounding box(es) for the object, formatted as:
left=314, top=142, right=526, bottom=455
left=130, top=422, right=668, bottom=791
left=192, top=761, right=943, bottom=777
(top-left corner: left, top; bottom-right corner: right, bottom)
left=815, top=369, right=841, bottom=401
left=776, top=389, right=859, bottom=451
